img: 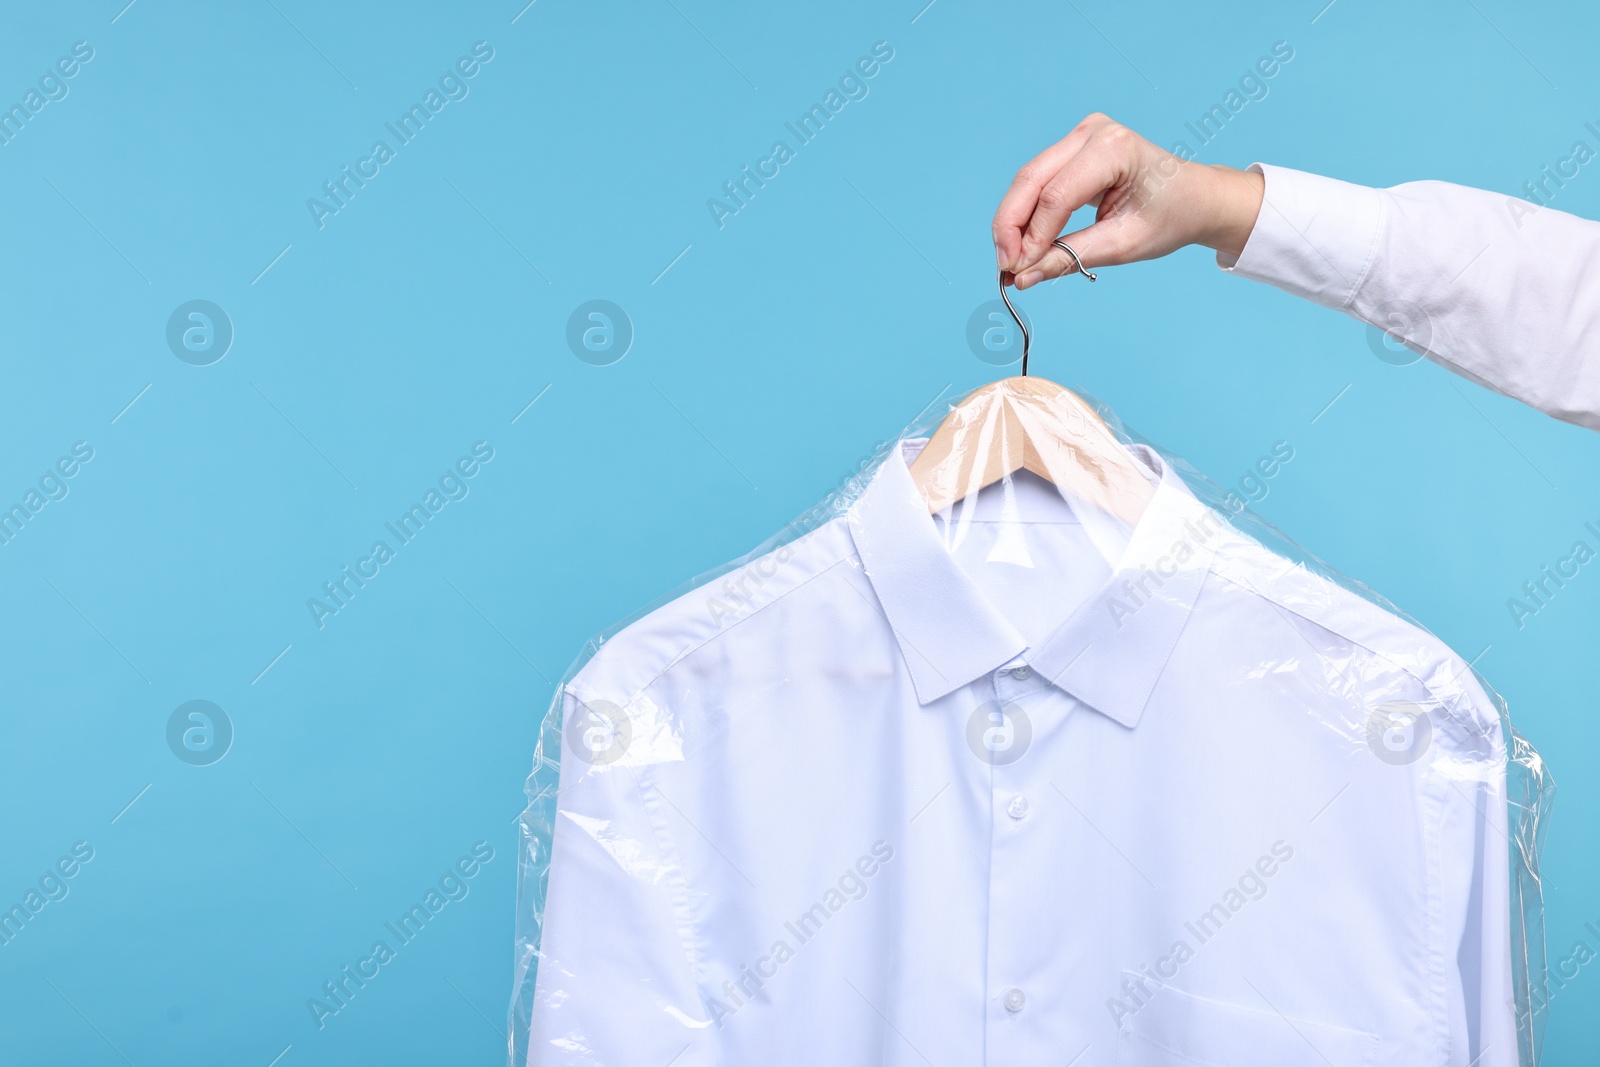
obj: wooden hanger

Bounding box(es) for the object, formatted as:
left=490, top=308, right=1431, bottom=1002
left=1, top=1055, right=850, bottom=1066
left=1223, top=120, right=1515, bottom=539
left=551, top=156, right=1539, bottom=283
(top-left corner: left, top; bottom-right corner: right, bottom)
left=909, top=242, right=1157, bottom=525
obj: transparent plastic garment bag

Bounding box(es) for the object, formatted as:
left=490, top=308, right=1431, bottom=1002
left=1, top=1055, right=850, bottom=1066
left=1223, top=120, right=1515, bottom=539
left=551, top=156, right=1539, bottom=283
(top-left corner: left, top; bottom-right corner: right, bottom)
left=509, top=385, right=1550, bottom=1067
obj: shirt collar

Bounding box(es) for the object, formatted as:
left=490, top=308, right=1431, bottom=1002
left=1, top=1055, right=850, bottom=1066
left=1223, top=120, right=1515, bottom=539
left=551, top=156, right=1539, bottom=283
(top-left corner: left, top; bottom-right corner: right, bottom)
left=847, top=438, right=1220, bottom=727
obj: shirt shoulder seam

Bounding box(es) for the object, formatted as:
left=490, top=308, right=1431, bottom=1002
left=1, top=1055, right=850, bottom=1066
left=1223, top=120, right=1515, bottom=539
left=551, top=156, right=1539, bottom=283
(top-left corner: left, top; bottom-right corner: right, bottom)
left=570, top=530, right=860, bottom=708
left=629, top=553, right=860, bottom=703
left=1205, top=557, right=1497, bottom=736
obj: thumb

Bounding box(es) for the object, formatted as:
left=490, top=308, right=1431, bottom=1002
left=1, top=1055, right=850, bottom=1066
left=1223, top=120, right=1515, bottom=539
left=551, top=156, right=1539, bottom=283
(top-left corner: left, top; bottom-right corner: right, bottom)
left=1012, top=218, right=1128, bottom=289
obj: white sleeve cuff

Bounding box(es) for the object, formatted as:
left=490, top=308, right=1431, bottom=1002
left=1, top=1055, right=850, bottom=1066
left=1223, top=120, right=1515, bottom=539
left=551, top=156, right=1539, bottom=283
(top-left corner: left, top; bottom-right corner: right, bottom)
left=1218, top=163, right=1386, bottom=313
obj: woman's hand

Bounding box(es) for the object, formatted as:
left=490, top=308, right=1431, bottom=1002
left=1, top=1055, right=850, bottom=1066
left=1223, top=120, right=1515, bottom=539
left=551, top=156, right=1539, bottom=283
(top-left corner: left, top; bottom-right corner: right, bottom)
left=992, top=114, right=1265, bottom=289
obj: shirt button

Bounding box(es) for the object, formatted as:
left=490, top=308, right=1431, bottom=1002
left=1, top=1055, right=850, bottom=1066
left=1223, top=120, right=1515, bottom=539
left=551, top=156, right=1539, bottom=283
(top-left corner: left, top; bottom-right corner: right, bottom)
left=1003, top=988, right=1026, bottom=1013
left=1008, top=665, right=1032, bottom=680
left=1007, top=796, right=1029, bottom=819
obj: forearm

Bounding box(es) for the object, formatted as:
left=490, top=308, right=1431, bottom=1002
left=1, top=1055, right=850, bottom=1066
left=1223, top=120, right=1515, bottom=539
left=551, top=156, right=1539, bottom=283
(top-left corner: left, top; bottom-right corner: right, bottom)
left=1223, top=164, right=1600, bottom=431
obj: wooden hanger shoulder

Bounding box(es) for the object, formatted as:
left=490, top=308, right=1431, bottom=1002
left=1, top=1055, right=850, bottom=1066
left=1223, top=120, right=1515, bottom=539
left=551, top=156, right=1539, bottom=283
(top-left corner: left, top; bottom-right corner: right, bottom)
left=908, top=376, right=1156, bottom=525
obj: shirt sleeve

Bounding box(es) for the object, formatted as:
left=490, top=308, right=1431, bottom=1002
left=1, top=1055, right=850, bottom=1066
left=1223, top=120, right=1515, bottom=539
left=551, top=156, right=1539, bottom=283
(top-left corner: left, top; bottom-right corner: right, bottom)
left=526, top=688, right=710, bottom=1066
left=1219, top=162, right=1600, bottom=431
left=1439, top=692, right=1518, bottom=1067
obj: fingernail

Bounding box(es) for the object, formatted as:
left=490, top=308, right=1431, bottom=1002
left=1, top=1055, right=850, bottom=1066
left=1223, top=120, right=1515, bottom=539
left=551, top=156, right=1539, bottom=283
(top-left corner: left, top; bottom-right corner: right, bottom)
left=1017, top=271, right=1043, bottom=289
left=995, top=246, right=1007, bottom=272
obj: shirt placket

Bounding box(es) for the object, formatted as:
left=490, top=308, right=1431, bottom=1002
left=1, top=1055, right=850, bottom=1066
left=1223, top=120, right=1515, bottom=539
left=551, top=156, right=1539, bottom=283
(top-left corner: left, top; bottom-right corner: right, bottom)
left=984, top=655, right=1050, bottom=1064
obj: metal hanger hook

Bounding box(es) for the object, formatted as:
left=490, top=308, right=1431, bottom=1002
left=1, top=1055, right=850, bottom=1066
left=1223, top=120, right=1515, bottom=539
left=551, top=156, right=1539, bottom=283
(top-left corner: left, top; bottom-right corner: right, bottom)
left=1000, top=239, right=1096, bottom=376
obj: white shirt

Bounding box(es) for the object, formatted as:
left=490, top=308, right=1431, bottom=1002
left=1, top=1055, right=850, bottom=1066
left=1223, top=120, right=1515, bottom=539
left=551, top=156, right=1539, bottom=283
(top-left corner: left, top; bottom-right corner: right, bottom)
left=1224, top=163, right=1600, bottom=431
left=526, top=440, right=1515, bottom=1066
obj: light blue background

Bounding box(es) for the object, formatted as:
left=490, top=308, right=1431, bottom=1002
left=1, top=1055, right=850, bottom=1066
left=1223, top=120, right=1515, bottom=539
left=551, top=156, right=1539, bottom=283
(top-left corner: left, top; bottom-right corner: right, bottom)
left=1, top=1, right=1596, bottom=1063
